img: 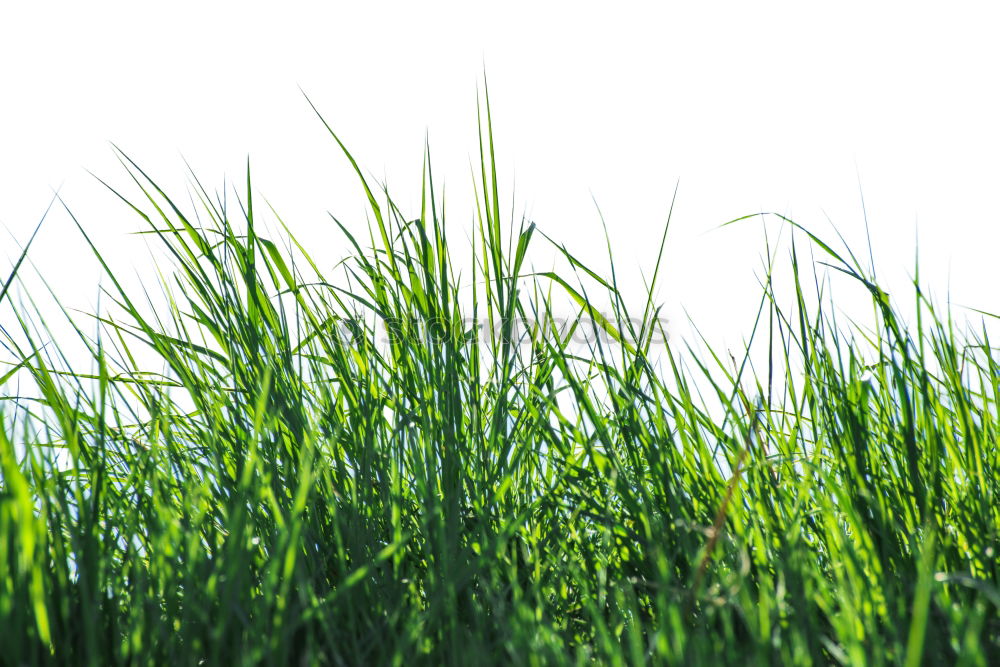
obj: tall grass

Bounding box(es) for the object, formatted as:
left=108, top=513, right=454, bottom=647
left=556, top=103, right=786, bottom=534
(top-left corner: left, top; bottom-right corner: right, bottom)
left=1, top=92, right=998, bottom=665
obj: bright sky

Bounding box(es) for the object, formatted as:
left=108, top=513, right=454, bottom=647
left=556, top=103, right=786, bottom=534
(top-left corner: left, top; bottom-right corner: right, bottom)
left=3, top=2, right=999, bottom=351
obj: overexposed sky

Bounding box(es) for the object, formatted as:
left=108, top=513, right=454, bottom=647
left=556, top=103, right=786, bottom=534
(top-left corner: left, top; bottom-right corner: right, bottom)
left=2, top=2, right=999, bottom=350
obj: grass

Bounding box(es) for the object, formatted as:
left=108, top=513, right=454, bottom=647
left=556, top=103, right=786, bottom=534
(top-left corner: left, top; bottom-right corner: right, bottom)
left=1, top=90, right=998, bottom=665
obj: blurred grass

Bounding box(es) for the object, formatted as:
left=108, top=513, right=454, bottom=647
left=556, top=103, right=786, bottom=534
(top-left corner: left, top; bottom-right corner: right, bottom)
left=0, top=90, right=998, bottom=665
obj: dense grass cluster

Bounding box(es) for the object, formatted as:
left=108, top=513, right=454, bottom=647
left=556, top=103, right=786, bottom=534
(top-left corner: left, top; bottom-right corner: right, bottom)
left=1, top=98, right=999, bottom=665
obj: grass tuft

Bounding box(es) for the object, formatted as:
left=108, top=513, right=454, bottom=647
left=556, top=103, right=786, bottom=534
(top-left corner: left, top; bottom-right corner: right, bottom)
left=1, top=93, right=998, bottom=665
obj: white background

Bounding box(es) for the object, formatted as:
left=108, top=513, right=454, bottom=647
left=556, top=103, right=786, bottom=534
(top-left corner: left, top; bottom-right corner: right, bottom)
left=2, top=2, right=999, bottom=351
